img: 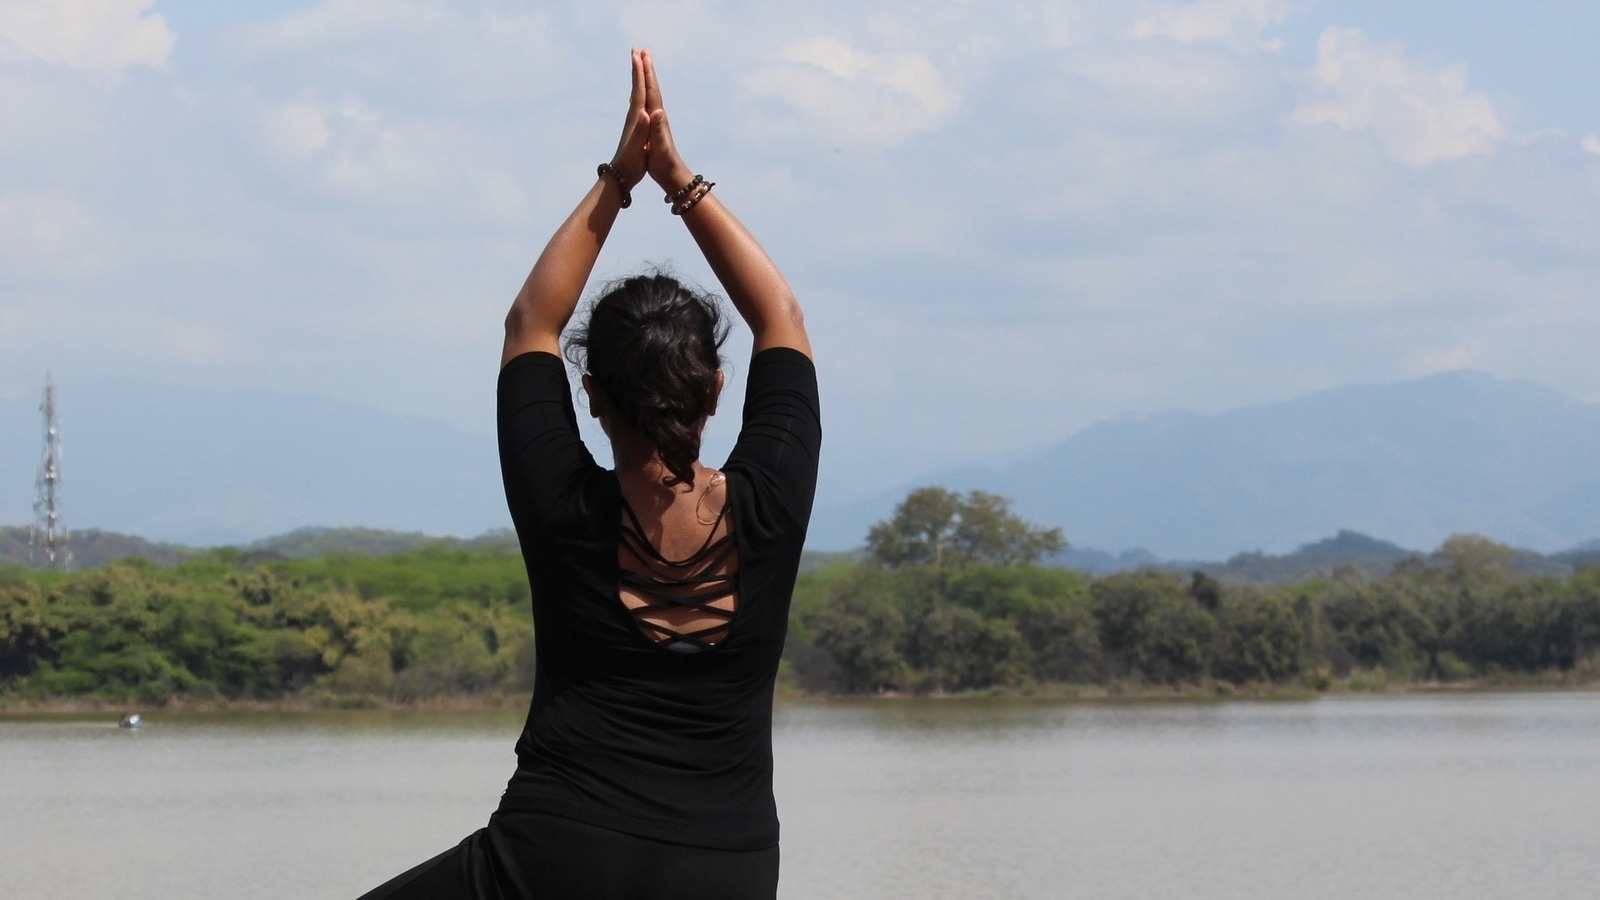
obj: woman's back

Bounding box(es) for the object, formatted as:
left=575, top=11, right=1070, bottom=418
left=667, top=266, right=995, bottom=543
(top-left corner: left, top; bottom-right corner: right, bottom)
left=617, top=466, right=738, bottom=650
left=494, top=346, right=820, bottom=850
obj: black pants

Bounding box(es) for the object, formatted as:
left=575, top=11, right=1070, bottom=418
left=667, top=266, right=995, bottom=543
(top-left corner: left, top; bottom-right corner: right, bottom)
left=356, top=810, right=780, bottom=900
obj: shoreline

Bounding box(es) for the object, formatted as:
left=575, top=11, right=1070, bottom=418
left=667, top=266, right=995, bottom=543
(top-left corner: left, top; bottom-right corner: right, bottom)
left=5, top=676, right=1598, bottom=717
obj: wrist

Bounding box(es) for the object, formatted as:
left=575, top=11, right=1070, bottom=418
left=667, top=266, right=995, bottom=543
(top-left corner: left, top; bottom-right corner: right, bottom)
left=654, top=164, right=696, bottom=194
left=607, top=158, right=646, bottom=189
left=596, top=162, right=634, bottom=209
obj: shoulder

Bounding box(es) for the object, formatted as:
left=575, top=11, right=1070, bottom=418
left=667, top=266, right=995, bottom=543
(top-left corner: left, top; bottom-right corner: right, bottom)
left=499, top=350, right=568, bottom=383
left=738, top=347, right=820, bottom=420
left=723, top=362, right=822, bottom=541
left=745, top=346, right=816, bottom=383
left=497, top=349, right=605, bottom=529
left=497, top=351, right=577, bottom=424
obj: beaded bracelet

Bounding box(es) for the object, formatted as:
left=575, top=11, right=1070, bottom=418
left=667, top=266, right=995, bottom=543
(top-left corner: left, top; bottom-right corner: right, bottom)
left=671, top=180, right=715, bottom=216
left=665, top=174, right=704, bottom=204
left=596, top=163, right=632, bottom=209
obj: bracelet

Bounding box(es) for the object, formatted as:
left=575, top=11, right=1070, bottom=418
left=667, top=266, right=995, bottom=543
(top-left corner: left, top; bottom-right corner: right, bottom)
left=671, top=180, right=715, bottom=216
left=664, top=173, right=704, bottom=204
left=596, top=163, right=632, bottom=209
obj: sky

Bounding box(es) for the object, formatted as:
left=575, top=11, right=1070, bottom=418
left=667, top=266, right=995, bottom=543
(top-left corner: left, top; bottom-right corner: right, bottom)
left=3, top=0, right=1599, bottom=511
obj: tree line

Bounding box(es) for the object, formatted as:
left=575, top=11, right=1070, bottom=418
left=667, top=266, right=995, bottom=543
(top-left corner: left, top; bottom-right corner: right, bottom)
left=0, top=547, right=535, bottom=704
left=783, top=489, right=1600, bottom=694
left=3, top=488, right=1599, bottom=705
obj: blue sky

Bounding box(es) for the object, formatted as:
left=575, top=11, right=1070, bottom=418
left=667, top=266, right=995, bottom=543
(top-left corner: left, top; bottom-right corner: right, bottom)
left=3, top=0, right=1598, bottom=510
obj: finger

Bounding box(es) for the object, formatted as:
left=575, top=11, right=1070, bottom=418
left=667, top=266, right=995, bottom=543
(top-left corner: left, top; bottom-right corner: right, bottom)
left=630, top=48, right=645, bottom=113
left=642, top=48, right=663, bottom=111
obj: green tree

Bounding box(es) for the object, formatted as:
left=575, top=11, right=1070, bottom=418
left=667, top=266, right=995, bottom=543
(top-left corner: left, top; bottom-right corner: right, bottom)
left=866, top=488, right=1065, bottom=569
left=1452, top=580, right=1570, bottom=674
left=1319, top=577, right=1428, bottom=676
left=807, top=567, right=908, bottom=692
left=1190, top=572, right=1223, bottom=612
left=909, top=605, right=1032, bottom=691
left=1216, top=592, right=1306, bottom=683
left=1433, top=533, right=1516, bottom=584
left=1090, top=570, right=1217, bottom=684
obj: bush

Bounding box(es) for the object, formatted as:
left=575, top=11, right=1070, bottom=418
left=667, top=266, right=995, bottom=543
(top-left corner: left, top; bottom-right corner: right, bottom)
left=807, top=567, right=908, bottom=693
left=1216, top=593, right=1306, bottom=684
left=1091, top=570, right=1217, bottom=684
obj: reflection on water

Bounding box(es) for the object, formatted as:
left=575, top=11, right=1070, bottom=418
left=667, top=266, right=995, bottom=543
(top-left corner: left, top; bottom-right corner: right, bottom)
left=3, top=693, right=1598, bottom=899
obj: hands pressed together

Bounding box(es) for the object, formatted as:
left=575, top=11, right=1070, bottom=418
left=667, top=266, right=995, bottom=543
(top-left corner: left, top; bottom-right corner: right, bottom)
left=501, top=46, right=806, bottom=366
left=607, top=50, right=705, bottom=213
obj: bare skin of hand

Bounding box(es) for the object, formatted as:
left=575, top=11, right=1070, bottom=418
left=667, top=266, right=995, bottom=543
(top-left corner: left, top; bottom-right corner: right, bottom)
left=640, top=49, right=696, bottom=195
left=610, top=49, right=652, bottom=188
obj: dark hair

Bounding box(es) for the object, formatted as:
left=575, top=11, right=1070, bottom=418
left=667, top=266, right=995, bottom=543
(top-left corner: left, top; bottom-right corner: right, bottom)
left=567, top=273, right=729, bottom=486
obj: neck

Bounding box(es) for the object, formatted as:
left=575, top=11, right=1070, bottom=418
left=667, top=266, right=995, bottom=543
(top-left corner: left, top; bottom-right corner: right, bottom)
left=612, top=439, right=707, bottom=495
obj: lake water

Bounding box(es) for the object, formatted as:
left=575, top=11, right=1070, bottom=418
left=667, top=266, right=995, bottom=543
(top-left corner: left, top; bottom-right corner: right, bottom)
left=2, top=693, right=1598, bottom=899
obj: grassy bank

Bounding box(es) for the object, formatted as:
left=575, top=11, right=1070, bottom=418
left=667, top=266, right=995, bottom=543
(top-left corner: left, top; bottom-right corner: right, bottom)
left=10, top=670, right=1600, bottom=718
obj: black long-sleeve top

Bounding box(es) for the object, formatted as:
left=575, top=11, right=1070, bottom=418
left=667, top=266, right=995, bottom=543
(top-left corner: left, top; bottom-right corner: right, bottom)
left=493, top=347, right=821, bottom=851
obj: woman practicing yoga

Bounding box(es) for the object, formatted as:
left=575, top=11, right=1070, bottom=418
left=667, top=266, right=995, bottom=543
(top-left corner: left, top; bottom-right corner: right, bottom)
left=357, top=49, right=819, bottom=900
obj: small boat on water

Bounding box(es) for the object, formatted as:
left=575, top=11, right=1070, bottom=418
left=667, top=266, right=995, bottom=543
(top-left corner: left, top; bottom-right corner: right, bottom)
left=118, top=713, right=142, bottom=729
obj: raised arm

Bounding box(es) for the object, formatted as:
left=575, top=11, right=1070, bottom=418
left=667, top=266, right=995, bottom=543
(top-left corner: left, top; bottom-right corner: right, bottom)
left=640, top=51, right=812, bottom=359
left=501, top=51, right=653, bottom=369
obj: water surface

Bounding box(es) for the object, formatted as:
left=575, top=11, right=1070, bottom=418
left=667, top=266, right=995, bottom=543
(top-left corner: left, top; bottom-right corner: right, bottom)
left=2, top=693, right=1596, bottom=899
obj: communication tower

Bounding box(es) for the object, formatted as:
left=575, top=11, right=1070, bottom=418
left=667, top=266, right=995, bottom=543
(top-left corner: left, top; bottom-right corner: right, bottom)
left=31, top=373, right=70, bottom=569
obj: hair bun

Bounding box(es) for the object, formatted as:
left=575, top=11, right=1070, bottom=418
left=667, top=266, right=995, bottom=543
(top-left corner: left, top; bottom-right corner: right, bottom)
left=566, top=272, right=729, bottom=486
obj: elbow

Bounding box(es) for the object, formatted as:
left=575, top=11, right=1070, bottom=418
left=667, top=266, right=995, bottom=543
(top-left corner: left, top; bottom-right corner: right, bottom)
left=776, top=295, right=805, bottom=332
left=750, top=294, right=810, bottom=354
left=504, top=305, right=529, bottom=341
left=503, top=303, right=566, bottom=358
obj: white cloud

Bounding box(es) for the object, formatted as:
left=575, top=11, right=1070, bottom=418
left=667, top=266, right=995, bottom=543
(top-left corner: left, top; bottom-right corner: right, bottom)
left=1047, top=40, right=1288, bottom=129
left=264, top=95, right=334, bottom=157
left=239, top=0, right=450, bottom=48
left=1407, top=343, right=1479, bottom=374
left=255, top=91, right=530, bottom=222
left=232, top=0, right=566, bottom=108
left=159, top=321, right=249, bottom=365
left=1292, top=27, right=1504, bottom=167
left=744, top=36, right=958, bottom=148
left=1132, top=0, right=1293, bottom=47
left=0, top=190, right=107, bottom=277
left=783, top=36, right=954, bottom=116
left=0, top=0, right=173, bottom=71
left=1583, top=134, right=1600, bottom=155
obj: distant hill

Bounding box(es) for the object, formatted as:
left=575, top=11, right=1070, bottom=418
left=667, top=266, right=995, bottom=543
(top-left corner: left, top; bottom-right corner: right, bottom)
left=809, top=370, right=1600, bottom=558
left=799, top=548, right=862, bottom=573
left=0, top=526, right=196, bottom=568
left=0, top=525, right=519, bottom=569
left=1554, top=539, right=1600, bottom=571
left=246, top=526, right=520, bottom=559
left=1058, top=529, right=1574, bottom=585
left=2, top=523, right=1587, bottom=588
left=1190, top=530, right=1416, bottom=584
left=1055, top=546, right=1165, bottom=575
left=2, top=524, right=861, bottom=573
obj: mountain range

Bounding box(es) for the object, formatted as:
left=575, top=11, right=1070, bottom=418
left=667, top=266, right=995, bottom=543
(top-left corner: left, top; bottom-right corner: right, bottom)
left=808, top=370, right=1600, bottom=557
left=5, top=524, right=1593, bottom=588
left=4, top=369, right=1598, bottom=559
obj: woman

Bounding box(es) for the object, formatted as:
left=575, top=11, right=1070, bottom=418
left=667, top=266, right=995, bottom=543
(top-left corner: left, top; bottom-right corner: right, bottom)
left=358, top=49, right=818, bottom=900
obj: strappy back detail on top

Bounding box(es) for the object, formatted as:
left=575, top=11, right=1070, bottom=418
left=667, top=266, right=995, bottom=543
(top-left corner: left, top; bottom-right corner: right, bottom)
left=618, top=490, right=740, bottom=654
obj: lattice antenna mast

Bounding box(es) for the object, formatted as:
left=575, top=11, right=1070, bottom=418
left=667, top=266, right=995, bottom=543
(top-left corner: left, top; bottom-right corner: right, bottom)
left=31, top=373, right=70, bottom=569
